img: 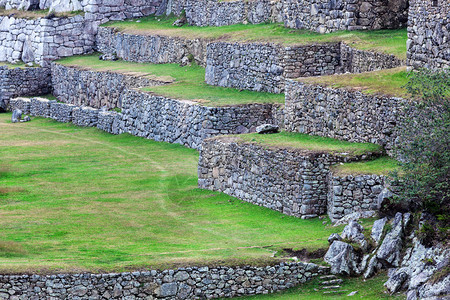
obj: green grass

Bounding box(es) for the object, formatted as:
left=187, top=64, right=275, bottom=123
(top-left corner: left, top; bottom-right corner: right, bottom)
left=0, top=61, right=28, bottom=69
left=56, top=55, right=285, bottom=106
left=238, top=272, right=405, bottom=299
left=298, top=67, right=410, bottom=98
left=104, top=16, right=407, bottom=59
left=0, top=113, right=344, bottom=273
left=0, top=8, right=84, bottom=19
left=230, top=132, right=382, bottom=156
left=332, top=157, right=400, bottom=176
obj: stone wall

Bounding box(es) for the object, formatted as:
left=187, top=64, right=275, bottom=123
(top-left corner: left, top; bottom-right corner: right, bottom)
left=0, top=65, right=51, bottom=111
left=327, top=173, right=385, bottom=222
left=407, top=0, right=450, bottom=69
left=284, top=80, right=408, bottom=150
left=282, top=0, right=408, bottom=33
left=198, top=136, right=380, bottom=218
left=0, top=262, right=328, bottom=299
left=96, top=27, right=209, bottom=66
left=205, top=41, right=403, bottom=93
left=51, top=63, right=169, bottom=109
left=120, top=89, right=278, bottom=150
left=0, top=15, right=96, bottom=67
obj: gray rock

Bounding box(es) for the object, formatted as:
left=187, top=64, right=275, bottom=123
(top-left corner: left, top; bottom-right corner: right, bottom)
left=341, top=220, right=368, bottom=250
left=22, top=115, right=31, bottom=122
left=256, top=123, right=279, bottom=134
left=328, top=233, right=342, bottom=244
left=377, top=187, right=395, bottom=210
left=376, top=213, right=404, bottom=267
left=12, top=109, right=22, bottom=123
left=21, top=38, right=35, bottom=64
left=160, top=282, right=178, bottom=297
left=324, top=241, right=360, bottom=275
left=385, top=271, right=408, bottom=294
left=371, top=217, right=387, bottom=245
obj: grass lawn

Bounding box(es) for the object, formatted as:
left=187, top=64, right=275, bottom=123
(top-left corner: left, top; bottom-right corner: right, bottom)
left=0, top=8, right=83, bottom=19
left=0, top=113, right=345, bottom=273
left=56, top=55, right=285, bottom=107
left=239, top=272, right=405, bottom=299
left=298, top=67, right=410, bottom=98
left=104, top=16, right=407, bottom=59
left=229, top=132, right=382, bottom=156
left=332, top=157, right=400, bottom=176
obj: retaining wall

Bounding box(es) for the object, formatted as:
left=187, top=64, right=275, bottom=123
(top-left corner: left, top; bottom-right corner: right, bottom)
left=0, top=15, right=96, bottom=67
left=0, top=262, right=328, bottom=299
left=205, top=41, right=403, bottom=93
left=407, top=0, right=450, bottom=69
left=96, top=27, right=209, bottom=66
left=198, top=136, right=380, bottom=218
left=51, top=63, right=169, bottom=109
left=0, top=65, right=51, bottom=111
left=284, top=80, right=408, bottom=150
left=327, top=174, right=385, bottom=222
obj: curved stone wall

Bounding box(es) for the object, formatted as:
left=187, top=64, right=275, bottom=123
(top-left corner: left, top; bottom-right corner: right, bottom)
left=198, top=136, right=380, bottom=218
left=0, top=262, right=328, bottom=299
left=0, top=66, right=51, bottom=111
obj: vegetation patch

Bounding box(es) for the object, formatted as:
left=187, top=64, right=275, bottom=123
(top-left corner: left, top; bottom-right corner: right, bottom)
left=103, top=16, right=407, bottom=59
left=298, top=67, right=409, bottom=98
left=56, top=55, right=285, bottom=106
left=332, top=157, right=400, bottom=176
left=229, top=132, right=382, bottom=156
left=0, top=114, right=343, bottom=273
left=0, top=8, right=84, bottom=19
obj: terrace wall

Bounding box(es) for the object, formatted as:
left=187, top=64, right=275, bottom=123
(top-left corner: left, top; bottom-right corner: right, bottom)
left=198, top=136, right=380, bottom=218
left=0, top=262, right=328, bottom=299
left=205, top=41, right=403, bottom=93
left=96, top=27, right=210, bottom=67
left=0, top=65, right=51, bottom=111
left=51, top=63, right=169, bottom=109
left=0, top=15, right=96, bottom=67
left=284, top=80, right=408, bottom=150
left=407, top=0, right=450, bottom=69
left=327, top=174, right=385, bottom=222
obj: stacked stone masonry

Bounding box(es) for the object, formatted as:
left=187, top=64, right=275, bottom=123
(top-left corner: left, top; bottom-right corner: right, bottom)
left=205, top=41, right=403, bottom=93
left=0, top=15, right=96, bottom=67
left=96, top=27, right=210, bottom=66
left=284, top=80, right=409, bottom=151
left=327, top=173, right=385, bottom=222
left=51, top=63, right=169, bottom=109
left=0, top=65, right=51, bottom=111
left=0, top=262, right=328, bottom=299
left=407, top=0, right=450, bottom=69
left=198, top=137, right=381, bottom=218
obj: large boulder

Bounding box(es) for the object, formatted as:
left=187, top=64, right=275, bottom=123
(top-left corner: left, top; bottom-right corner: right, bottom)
left=376, top=212, right=404, bottom=267
left=256, top=124, right=279, bottom=134
left=371, top=217, right=387, bottom=245
left=324, top=241, right=360, bottom=275
left=49, top=0, right=82, bottom=13
left=385, top=270, right=409, bottom=294
left=341, top=220, right=368, bottom=251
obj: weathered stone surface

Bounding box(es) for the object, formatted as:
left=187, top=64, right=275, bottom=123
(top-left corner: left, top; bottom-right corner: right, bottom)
left=0, top=261, right=328, bottom=299
left=328, top=233, right=342, bottom=244
left=341, top=220, right=368, bottom=250
left=324, top=241, right=360, bottom=275
left=376, top=212, right=404, bottom=267
left=371, top=217, right=387, bottom=245
left=11, top=109, right=22, bottom=123
left=256, top=124, right=279, bottom=134
left=385, top=271, right=409, bottom=294
left=22, top=115, right=31, bottom=122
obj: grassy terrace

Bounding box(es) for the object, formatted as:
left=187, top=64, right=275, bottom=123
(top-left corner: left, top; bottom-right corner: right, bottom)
left=0, top=8, right=83, bottom=19
left=332, top=157, right=400, bottom=176
left=298, top=67, right=410, bottom=98
left=0, top=114, right=347, bottom=273
left=229, top=132, right=382, bottom=156
left=104, top=16, right=407, bottom=59
left=57, top=55, right=285, bottom=106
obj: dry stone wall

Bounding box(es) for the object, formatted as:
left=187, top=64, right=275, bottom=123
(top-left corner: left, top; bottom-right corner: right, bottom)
left=51, top=63, right=169, bottom=109
left=205, top=41, right=403, bottom=93
left=198, top=136, right=380, bottom=218
left=284, top=80, right=408, bottom=150
left=282, top=0, right=408, bottom=33
left=97, top=27, right=209, bottom=66
left=120, top=89, right=279, bottom=150
left=407, top=0, right=450, bottom=69
left=0, top=65, right=51, bottom=111
left=0, top=262, right=328, bottom=299
left=327, top=174, right=385, bottom=222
